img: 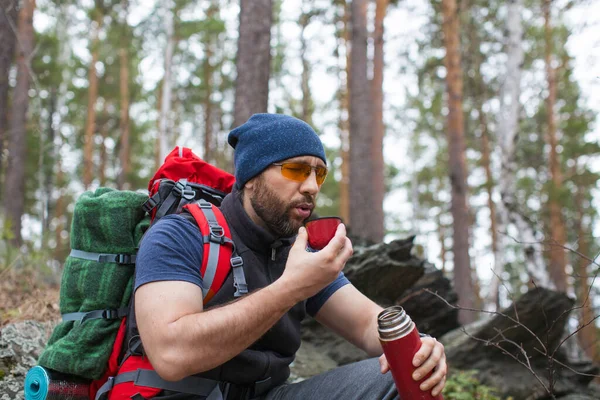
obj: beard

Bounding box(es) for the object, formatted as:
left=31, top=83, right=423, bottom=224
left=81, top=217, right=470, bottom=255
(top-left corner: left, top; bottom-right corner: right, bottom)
left=249, top=175, right=315, bottom=237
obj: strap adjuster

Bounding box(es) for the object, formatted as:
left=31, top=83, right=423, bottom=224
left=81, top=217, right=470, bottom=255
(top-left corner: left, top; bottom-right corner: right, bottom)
left=209, top=224, right=224, bottom=243
left=230, top=256, right=243, bottom=268
left=197, top=200, right=213, bottom=209
left=102, top=309, right=120, bottom=319
left=142, top=196, right=158, bottom=213
left=116, top=254, right=135, bottom=264
left=234, top=281, right=248, bottom=294
left=173, top=181, right=186, bottom=196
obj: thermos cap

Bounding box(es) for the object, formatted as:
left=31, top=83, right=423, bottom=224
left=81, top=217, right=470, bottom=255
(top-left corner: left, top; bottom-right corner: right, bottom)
left=377, top=306, right=415, bottom=341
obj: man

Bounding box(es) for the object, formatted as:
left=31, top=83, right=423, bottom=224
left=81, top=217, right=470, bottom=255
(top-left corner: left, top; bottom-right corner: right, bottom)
left=135, top=113, right=447, bottom=399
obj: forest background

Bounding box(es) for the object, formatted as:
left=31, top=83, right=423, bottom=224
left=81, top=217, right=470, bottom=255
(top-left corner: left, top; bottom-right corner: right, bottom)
left=1, top=0, right=600, bottom=374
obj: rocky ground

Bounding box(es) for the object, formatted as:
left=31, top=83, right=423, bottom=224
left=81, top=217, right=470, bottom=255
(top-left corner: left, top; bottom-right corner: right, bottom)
left=2, top=237, right=599, bottom=399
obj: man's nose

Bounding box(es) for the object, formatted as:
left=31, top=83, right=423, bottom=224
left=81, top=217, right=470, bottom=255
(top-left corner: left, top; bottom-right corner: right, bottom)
left=300, top=170, right=320, bottom=195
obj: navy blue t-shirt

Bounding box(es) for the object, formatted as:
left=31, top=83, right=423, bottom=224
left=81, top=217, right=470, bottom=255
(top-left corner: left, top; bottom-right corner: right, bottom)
left=135, top=215, right=350, bottom=317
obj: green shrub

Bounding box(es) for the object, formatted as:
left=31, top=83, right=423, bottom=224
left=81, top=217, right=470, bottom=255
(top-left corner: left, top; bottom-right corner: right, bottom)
left=443, top=370, right=505, bottom=400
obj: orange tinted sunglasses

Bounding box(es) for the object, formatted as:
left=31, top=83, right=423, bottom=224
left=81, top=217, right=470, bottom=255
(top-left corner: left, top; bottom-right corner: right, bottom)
left=272, top=162, right=328, bottom=186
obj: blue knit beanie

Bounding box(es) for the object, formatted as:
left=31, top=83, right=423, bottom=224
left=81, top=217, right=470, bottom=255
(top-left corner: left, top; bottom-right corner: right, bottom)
left=228, top=113, right=327, bottom=189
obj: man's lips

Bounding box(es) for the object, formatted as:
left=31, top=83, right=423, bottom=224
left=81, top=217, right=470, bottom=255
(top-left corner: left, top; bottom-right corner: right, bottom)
left=294, top=203, right=314, bottom=218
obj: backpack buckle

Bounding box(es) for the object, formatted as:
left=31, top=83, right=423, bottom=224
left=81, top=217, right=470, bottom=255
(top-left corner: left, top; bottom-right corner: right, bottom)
left=197, top=200, right=212, bottom=209
left=182, top=189, right=195, bottom=201
left=173, top=181, right=196, bottom=201
left=230, top=256, right=243, bottom=268
left=116, top=254, right=136, bottom=264
left=142, top=196, right=158, bottom=213
left=102, top=309, right=120, bottom=319
left=209, top=224, right=224, bottom=243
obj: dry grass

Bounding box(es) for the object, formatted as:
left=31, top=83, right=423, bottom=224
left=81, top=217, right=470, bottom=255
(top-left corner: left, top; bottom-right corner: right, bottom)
left=0, top=268, right=61, bottom=328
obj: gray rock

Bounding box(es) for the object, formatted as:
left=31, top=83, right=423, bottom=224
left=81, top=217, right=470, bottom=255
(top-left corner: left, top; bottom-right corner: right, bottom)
left=343, top=237, right=426, bottom=304
left=0, top=321, right=54, bottom=400
left=443, top=288, right=600, bottom=399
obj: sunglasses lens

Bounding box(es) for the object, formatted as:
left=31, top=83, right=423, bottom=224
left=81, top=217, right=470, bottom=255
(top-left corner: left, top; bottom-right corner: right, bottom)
left=281, top=164, right=311, bottom=182
left=315, top=167, right=327, bottom=185
left=280, top=163, right=328, bottom=185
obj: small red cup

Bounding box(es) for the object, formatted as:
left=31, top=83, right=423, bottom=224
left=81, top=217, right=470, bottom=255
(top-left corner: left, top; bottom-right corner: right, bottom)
left=304, top=217, right=342, bottom=251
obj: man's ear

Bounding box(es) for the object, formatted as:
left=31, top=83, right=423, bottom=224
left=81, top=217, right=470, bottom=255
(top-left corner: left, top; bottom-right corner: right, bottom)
left=244, top=177, right=255, bottom=192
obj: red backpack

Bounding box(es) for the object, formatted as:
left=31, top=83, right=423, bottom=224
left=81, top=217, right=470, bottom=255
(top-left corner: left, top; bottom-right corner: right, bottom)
left=63, top=147, right=246, bottom=400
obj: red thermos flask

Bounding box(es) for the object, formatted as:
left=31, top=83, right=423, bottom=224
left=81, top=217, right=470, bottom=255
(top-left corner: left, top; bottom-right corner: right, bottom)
left=378, top=306, right=443, bottom=400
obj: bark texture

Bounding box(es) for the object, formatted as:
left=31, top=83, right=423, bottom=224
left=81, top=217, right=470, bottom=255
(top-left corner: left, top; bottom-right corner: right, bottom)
left=349, top=0, right=375, bottom=243
left=544, top=0, right=568, bottom=292
left=441, top=0, right=476, bottom=324
left=117, top=0, right=130, bottom=190
left=0, top=0, right=18, bottom=181
left=492, top=0, right=554, bottom=302
left=4, top=0, right=35, bottom=245
left=337, top=0, right=351, bottom=225
left=158, top=2, right=174, bottom=163
left=369, top=0, right=387, bottom=242
left=83, top=7, right=102, bottom=188
left=233, top=0, right=272, bottom=128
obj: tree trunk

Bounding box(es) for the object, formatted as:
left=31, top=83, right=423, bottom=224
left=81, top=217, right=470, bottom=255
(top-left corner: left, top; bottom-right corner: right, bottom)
left=43, top=88, right=57, bottom=234
left=338, top=0, right=351, bottom=225
left=465, top=8, right=499, bottom=308
left=4, top=0, right=35, bottom=245
left=117, top=0, right=130, bottom=190
left=233, top=0, right=272, bottom=128
left=158, top=1, right=174, bottom=162
left=349, top=0, right=375, bottom=243
left=202, top=2, right=219, bottom=164
left=369, top=0, right=387, bottom=242
left=543, top=0, right=568, bottom=293
left=99, top=104, right=108, bottom=186
left=83, top=7, right=102, bottom=189
left=441, top=0, right=476, bottom=324
left=203, top=36, right=213, bottom=164
left=0, top=0, right=18, bottom=183
left=437, top=212, right=447, bottom=274
left=299, top=8, right=313, bottom=127
left=492, top=0, right=554, bottom=300
left=574, top=185, right=598, bottom=362
left=52, top=162, right=68, bottom=261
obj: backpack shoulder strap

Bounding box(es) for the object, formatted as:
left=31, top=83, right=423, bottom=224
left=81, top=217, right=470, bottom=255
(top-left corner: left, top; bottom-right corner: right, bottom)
left=183, top=200, right=248, bottom=304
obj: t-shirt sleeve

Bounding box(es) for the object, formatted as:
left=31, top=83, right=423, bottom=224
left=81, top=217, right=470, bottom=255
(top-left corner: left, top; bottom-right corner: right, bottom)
left=305, top=271, right=351, bottom=317
left=134, top=214, right=204, bottom=291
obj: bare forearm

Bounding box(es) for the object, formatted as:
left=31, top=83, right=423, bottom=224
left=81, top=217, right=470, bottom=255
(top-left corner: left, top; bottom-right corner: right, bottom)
left=361, top=307, right=384, bottom=357
left=153, top=280, right=298, bottom=380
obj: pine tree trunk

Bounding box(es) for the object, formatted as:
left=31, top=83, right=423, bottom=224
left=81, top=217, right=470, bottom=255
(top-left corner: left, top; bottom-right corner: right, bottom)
left=437, top=212, right=447, bottom=274
left=83, top=7, right=102, bottom=189
left=299, top=9, right=312, bottom=127
left=117, top=0, right=130, bottom=190
left=544, top=0, right=568, bottom=292
left=0, top=0, right=18, bottom=183
left=574, top=186, right=598, bottom=362
left=158, top=2, right=174, bottom=162
left=233, top=0, right=272, bottom=128
left=369, top=0, right=387, bottom=242
left=349, top=0, right=374, bottom=243
left=43, top=88, right=57, bottom=234
left=466, top=10, right=499, bottom=307
left=4, top=0, right=35, bottom=245
left=441, top=0, right=476, bottom=324
left=52, top=163, right=68, bottom=261
left=338, top=0, right=351, bottom=225
left=492, top=0, right=554, bottom=299
left=99, top=104, right=108, bottom=186
left=203, top=48, right=213, bottom=163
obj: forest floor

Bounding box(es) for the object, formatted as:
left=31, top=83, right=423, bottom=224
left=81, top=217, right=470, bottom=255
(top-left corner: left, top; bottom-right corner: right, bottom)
left=0, top=268, right=60, bottom=328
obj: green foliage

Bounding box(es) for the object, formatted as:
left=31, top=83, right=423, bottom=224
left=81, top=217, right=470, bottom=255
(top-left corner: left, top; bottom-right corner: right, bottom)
left=442, top=370, right=504, bottom=400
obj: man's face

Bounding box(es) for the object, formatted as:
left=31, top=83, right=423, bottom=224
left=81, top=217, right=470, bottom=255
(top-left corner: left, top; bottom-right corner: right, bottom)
left=245, top=156, right=326, bottom=237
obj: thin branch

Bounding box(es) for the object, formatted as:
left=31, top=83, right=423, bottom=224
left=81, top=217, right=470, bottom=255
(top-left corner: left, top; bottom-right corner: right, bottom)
left=424, top=288, right=548, bottom=353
